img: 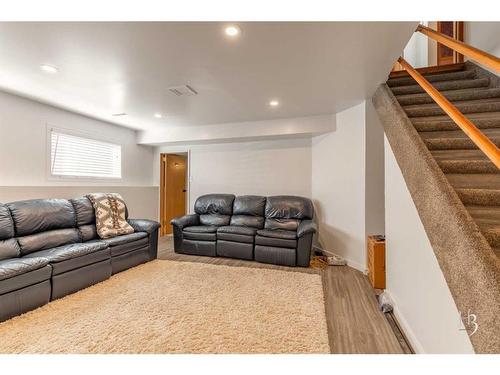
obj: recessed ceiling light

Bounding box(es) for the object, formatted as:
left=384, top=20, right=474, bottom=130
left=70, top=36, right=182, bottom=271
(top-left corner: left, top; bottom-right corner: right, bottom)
left=224, top=25, right=241, bottom=37
left=40, top=64, right=58, bottom=74
left=269, top=100, right=280, bottom=107
left=154, top=113, right=162, bottom=119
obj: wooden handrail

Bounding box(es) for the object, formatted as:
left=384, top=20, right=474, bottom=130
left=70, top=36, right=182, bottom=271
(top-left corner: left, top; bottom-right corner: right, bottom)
left=397, top=57, right=500, bottom=169
left=417, top=24, right=500, bottom=73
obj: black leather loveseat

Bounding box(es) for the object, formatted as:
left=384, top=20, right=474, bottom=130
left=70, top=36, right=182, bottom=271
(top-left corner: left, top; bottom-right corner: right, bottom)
left=171, top=194, right=316, bottom=267
left=0, top=197, right=159, bottom=322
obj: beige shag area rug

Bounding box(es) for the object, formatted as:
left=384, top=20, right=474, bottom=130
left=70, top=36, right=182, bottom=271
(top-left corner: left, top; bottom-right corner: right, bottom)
left=0, top=260, right=329, bottom=354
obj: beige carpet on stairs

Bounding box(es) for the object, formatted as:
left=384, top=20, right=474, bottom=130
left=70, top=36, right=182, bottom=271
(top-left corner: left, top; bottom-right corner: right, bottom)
left=0, top=260, right=330, bottom=354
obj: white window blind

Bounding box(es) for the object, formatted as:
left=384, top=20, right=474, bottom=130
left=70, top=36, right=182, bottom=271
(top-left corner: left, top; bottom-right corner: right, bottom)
left=50, top=130, right=122, bottom=179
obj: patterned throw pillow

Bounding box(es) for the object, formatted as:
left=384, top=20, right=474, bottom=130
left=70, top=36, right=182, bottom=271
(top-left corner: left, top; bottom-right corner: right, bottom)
left=86, top=193, right=134, bottom=239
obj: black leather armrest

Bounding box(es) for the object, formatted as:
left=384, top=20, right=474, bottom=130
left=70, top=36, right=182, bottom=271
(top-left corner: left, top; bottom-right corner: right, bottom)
left=170, top=214, right=199, bottom=229
left=127, top=219, right=160, bottom=234
left=297, top=220, right=317, bottom=238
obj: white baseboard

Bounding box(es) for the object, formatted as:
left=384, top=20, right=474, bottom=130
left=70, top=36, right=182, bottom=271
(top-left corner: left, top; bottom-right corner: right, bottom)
left=383, top=290, right=425, bottom=354
left=313, top=246, right=366, bottom=273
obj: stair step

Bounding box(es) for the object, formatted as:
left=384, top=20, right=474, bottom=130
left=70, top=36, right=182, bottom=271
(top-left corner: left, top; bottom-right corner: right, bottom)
left=404, top=98, right=500, bottom=118
left=431, top=149, right=488, bottom=161
left=387, top=70, right=475, bottom=87
left=412, top=111, right=500, bottom=132
left=420, top=128, right=500, bottom=150
left=437, top=159, right=498, bottom=174
left=446, top=173, right=500, bottom=191
left=433, top=150, right=497, bottom=173
left=390, top=78, right=490, bottom=96
left=466, top=205, right=500, bottom=247
left=456, top=188, right=500, bottom=206
left=389, top=63, right=465, bottom=79
left=396, top=88, right=500, bottom=106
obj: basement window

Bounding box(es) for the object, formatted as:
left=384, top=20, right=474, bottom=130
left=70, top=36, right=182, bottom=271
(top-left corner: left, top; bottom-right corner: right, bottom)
left=50, top=129, right=122, bottom=179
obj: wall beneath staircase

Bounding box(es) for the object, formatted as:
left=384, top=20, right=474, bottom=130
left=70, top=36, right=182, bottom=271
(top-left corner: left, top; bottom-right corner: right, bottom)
left=384, top=136, right=474, bottom=353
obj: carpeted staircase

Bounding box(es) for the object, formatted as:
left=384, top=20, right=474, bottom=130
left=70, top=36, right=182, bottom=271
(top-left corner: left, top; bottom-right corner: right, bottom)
left=387, top=64, right=500, bottom=258
left=373, top=61, right=500, bottom=354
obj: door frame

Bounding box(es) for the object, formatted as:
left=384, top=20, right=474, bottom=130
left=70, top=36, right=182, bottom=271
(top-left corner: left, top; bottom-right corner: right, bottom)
left=437, top=21, right=465, bottom=65
left=159, top=150, right=191, bottom=236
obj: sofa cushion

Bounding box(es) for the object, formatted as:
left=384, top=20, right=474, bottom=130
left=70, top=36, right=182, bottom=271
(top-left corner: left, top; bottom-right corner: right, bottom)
left=0, top=257, right=49, bottom=281
left=230, top=215, right=264, bottom=229
left=70, top=197, right=95, bottom=226
left=233, top=195, right=266, bottom=216
left=256, top=229, right=297, bottom=240
left=199, top=214, right=231, bottom=226
left=184, top=225, right=219, bottom=233
left=0, top=204, right=15, bottom=240
left=25, top=241, right=108, bottom=263
left=265, top=196, right=314, bottom=220
left=264, top=218, right=300, bottom=231
left=217, top=225, right=257, bottom=236
left=101, top=231, right=148, bottom=247
left=194, top=194, right=235, bottom=216
left=255, top=236, right=297, bottom=249
left=17, top=228, right=80, bottom=255
left=0, top=239, right=21, bottom=261
left=25, top=242, right=110, bottom=275
left=7, top=199, right=76, bottom=236
left=86, top=193, right=134, bottom=239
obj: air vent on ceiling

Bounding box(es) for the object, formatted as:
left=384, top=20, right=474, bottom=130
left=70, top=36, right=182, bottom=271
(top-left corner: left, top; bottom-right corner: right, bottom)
left=168, top=85, right=198, bottom=96
left=112, top=112, right=127, bottom=117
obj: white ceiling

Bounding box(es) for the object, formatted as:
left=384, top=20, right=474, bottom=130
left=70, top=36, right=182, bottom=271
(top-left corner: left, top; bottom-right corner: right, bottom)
left=0, top=22, right=416, bottom=131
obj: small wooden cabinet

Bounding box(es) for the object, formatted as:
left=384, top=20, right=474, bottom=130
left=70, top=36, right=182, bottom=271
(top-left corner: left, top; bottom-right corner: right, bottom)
left=367, top=235, right=386, bottom=289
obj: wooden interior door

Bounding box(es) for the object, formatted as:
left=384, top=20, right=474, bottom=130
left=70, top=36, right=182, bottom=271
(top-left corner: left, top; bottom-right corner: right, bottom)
left=437, top=21, right=464, bottom=66
left=160, top=154, right=187, bottom=236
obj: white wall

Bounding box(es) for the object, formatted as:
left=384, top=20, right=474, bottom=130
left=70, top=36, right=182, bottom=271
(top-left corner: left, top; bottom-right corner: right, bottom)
left=365, top=101, right=385, bottom=236
left=465, top=22, right=500, bottom=70
left=311, top=103, right=367, bottom=271
left=154, top=138, right=312, bottom=212
left=403, top=22, right=428, bottom=68
left=0, top=90, right=157, bottom=219
left=384, top=136, right=474, bottom=353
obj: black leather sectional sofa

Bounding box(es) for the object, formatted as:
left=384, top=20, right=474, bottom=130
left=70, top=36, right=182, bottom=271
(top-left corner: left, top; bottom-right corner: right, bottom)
left=171, top=194, right=317, bottom=267
left=0, top=197, right=160, bottom=322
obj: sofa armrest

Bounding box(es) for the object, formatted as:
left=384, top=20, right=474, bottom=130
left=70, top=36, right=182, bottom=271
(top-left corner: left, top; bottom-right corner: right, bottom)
left=297, top=220, right=317, bottom=238
left=170, top=214, right=199, bottom=229
left=127, top=219, right=160, bottom=234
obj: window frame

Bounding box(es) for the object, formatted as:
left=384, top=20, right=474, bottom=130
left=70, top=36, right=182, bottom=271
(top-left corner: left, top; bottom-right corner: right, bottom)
left=46, top=125, right=123, bottom=182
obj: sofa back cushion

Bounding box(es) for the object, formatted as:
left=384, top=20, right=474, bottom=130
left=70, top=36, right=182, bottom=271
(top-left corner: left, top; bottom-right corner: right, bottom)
left=70, top=197, right=95, bottom=226
left=0, top=239, right=21, bottom=260
left=0, top=204, right=20, bottom=260
left=0, top=204, right=15, bottom=240
left=7, top=199, right=76, bottom=237
left=78, top=224, right=98, bottom=242
left=17, top=228, right=80, bottom=255
left=195, top=194, right=235, bottom=227
left=230, top=195, right=266, bottom=229
left=264, top=196, right=314, bottom=231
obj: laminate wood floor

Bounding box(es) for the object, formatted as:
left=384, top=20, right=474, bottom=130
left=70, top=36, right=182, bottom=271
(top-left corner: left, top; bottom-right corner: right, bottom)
left=158, top=236, right=406, bottom=354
